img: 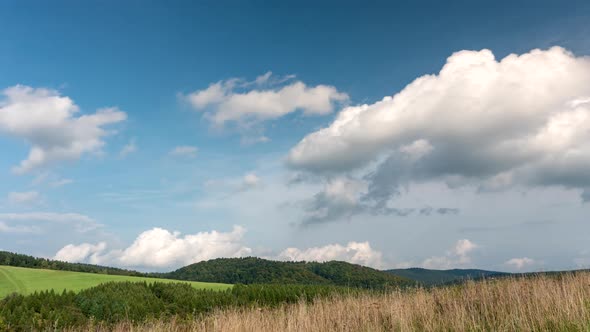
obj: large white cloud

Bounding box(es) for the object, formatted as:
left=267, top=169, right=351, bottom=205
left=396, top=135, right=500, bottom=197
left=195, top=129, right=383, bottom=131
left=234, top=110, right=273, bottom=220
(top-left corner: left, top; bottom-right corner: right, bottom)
left=277, top=241, right=384, bottom=269
left=0, top=85, right=126, bottom=174
left=54, top=242, right=107, bottom=264
left=54, top=224, right=388, bottom=269
left=54, top=226, right=252, bottom=269
left=115, top=226, right=252, bottom=267
left=287, top=47, right=590, bottom=204
left=182, top=73, right=348, bottom=127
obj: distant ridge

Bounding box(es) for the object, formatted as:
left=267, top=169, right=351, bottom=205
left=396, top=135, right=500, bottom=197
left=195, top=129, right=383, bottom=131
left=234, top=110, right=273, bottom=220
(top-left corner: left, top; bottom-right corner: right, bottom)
left=385, top=267, right=511, bottom=286
left=162, top=257, right=415, bottom=289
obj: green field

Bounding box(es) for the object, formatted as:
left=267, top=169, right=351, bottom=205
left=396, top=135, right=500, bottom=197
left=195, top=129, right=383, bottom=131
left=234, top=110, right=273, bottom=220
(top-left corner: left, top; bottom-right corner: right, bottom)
left=0, top=265, right=231, bottom=298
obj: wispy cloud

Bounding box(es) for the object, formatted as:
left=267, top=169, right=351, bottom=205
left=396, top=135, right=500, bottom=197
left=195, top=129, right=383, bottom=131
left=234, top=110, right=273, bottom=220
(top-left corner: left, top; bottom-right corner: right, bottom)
left=180, top=72, right=348, bottom=142
left=119, top=139, right=137, bottom=158
left=0, top=221, right=41, bottom=234
left=169, top=145, right=198, bottom=158
left=7, top=191, right=41, bottom=205
left=32, top=172, right=74, bottom=188
left=0, top=212, right=102, bottom=233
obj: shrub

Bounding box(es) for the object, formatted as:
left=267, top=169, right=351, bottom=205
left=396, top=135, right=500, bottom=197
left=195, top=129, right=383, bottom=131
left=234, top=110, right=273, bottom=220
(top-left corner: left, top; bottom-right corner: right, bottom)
left=0, top=282, right=349, bottom=330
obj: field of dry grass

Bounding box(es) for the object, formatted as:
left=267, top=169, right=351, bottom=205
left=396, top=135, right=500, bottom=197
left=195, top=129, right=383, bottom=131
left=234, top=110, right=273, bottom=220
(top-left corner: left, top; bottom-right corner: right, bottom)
left=86, top=272, right=590, bottom=332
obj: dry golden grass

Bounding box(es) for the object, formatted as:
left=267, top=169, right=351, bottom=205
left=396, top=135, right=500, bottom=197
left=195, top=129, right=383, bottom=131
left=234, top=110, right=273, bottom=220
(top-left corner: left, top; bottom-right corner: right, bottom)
left=84, top=273, right=590, bottom=332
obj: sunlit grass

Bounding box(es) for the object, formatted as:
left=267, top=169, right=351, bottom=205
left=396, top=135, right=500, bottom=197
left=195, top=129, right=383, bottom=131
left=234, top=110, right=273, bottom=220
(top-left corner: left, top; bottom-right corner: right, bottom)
left=0, top=265, right=231, bottom=298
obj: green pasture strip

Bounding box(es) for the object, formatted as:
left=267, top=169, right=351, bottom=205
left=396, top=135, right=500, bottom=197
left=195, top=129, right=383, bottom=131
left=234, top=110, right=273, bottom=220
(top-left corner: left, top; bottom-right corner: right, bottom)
left=0, top=265, right=231, bottom=298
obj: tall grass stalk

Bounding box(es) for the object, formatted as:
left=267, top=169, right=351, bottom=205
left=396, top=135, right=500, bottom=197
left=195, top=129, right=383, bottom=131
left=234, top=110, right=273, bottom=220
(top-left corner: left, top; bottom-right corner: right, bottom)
left=82, top=273, right=590, bottom=332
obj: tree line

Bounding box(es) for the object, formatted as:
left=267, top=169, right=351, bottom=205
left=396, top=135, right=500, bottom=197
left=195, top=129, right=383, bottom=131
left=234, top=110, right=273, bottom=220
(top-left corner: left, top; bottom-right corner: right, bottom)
left=0, top=251, right=143, bottom=277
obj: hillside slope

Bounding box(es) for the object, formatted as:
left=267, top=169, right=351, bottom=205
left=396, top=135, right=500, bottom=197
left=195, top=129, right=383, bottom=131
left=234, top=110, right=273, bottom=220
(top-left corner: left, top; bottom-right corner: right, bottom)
left=0, top=265, right=231, bottom=298
left=385, top=267, right=510, bottom=285
left=163, top=257, right=414, bottom=288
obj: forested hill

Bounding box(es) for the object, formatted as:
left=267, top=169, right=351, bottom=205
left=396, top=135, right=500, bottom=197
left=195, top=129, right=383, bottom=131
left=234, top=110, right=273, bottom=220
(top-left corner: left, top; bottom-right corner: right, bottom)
left=162, top=257, right=415, bottom=288
left=385, top=268, right=511, bottom=286
left=0, top=251, right=143, bottom=277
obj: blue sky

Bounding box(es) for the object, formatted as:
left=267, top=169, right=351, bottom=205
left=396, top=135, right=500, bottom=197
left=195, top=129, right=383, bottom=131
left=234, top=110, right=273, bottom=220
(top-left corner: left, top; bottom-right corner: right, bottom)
left=1, top=1, right=590, bottom=272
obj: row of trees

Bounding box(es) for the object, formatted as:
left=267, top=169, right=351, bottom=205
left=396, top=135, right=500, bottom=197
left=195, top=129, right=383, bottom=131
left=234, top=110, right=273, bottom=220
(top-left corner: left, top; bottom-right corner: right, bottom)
left=0, top=251, right=143, bottom=277
left=0, top=281, right=354, bottom=331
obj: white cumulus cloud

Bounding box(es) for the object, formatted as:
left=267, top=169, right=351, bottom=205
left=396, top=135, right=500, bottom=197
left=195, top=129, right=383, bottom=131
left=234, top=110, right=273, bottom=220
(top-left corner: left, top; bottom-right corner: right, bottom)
left=182, top=73, right=348, bottom=127
left=54, top=225, right=252, bottom=269
left=240, top=173, right=261, bottom=190
left=277, top=241, right=384, bottom=268
left=421, top=239, right=478, bottom=269
left=287, top=47, right=590, bottom=206
left=453, top=239, right=478, bottom=257
left=505, top=257, right=536, bottom=270
left=54, top=242, right=107, bottom=264
left=0, top=85, right=126, bottom=174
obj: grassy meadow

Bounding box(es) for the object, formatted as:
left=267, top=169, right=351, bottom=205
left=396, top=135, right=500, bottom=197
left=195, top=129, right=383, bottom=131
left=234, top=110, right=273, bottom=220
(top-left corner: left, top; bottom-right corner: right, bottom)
left=91, top=272, right=590, bottom=332
left=0, top=265, right=231, bottom=298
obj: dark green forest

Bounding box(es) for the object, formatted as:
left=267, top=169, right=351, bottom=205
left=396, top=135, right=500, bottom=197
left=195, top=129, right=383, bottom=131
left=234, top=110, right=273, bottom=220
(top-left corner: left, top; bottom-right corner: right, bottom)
left=0, top=281, right=356, bottom=331
left=162, top=257, right=415, bottom=288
